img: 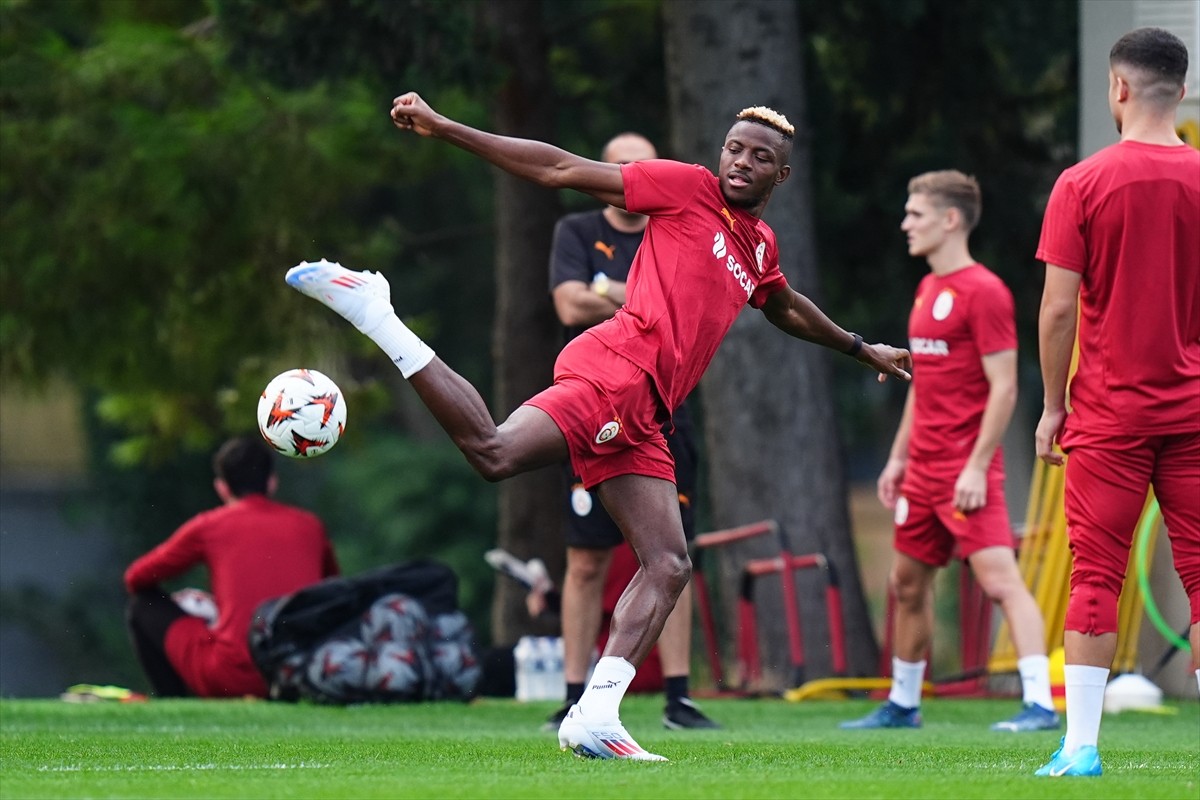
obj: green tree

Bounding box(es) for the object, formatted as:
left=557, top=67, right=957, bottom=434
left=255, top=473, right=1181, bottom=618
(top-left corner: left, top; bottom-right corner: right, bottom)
left=801, top=0, right=1078, bottom=467
left=663, top=0, right=878, bottom=685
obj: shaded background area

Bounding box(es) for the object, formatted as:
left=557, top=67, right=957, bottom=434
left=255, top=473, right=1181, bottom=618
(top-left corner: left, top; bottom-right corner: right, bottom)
left=2, top=0, right=1196, bottom=698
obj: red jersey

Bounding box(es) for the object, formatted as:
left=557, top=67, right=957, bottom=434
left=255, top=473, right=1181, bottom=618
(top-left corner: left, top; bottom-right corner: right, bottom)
left=125, top=495, right=338, bottom=690
left=588, top=160, right=789, bottom=412
left=1037, top=140, right=1200, bottom=437
left=906, top=264, right=1017, bottom=464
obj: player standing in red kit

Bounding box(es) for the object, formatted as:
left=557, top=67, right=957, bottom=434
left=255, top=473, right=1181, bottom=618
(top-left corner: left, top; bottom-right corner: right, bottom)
left=1034, top=27, right=1199, bottom=777
left=841, top=171, right=1057, bottom=733
left=287, top=93, right=912, bottom=760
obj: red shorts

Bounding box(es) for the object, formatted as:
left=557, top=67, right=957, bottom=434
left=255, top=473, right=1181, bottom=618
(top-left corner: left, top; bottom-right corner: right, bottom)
left=894, top=458, right=1013, bottom=567
left=1063, top=431, right=1200, bottom=631
left=165, top=617, right=269, bottom=698
left=524, top=334, right=675, bottom=490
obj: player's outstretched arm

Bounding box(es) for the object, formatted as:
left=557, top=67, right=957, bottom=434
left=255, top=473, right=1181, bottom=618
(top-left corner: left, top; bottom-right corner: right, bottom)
left=390, top=91, right=626, bottom=208
left=761, top=287, right=912, bottom=382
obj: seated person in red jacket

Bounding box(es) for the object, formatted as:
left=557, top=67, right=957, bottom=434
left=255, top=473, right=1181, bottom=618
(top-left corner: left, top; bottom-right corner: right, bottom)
left=124, top=436, right=339, bottom=698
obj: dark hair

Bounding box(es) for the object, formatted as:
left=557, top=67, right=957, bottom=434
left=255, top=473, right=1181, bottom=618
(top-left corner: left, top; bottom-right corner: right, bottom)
left=213, top=436, right=274, bottom=497
left=1110, top=27, right=1189, bottom=100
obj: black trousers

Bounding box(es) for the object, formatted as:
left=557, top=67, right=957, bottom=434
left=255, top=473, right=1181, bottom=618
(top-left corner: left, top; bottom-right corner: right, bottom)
left=125, top=588, right=192, bottom=697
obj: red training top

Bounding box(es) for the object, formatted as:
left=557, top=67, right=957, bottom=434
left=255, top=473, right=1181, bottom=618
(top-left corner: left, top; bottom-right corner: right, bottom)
left=125, top=495, right=338, bottom=695
left=1036, top=140, right=1200, bottom=437
left=588, top=159, right=789, bottom=412
left=906, top=263, right=1017, bottom=466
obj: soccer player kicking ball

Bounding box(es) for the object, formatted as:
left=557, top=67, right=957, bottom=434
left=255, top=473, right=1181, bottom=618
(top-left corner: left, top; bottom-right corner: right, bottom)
left=287, top=91, right=912, bottom=761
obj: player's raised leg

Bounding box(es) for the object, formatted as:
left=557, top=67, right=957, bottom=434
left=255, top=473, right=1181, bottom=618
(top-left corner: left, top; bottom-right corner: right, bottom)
left=286, top=259, right=568, bottom=480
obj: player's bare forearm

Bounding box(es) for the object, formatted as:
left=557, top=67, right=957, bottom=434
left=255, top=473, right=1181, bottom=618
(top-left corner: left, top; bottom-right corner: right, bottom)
left=762, top=288, right=850, bottom=348
left=552, top=281, right=621, bottom=328
left=391, top=91, right=625, bottom=206
left=763, top=288, right=912, bottom=381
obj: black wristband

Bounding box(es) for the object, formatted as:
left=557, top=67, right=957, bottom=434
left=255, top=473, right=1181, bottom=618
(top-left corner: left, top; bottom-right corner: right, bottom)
left=844, top=332, right=863, bottom=357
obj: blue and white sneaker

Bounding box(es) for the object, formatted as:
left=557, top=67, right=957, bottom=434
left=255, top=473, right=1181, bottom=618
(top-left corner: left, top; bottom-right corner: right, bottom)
left=1034, top=739, right=1103, bottom=777
left=839, top=701, right=921, bottom=729
left=991, top=702, right=1061, bottom=732
left=558, top=704, right=667, bottom=761
left=285, top=259, right=394, bottom=333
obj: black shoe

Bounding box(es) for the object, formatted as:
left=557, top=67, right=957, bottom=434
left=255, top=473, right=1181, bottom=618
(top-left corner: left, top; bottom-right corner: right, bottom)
left=541, top=701, right=573, bottom=732
left=663, top=697, right=721, bottom=730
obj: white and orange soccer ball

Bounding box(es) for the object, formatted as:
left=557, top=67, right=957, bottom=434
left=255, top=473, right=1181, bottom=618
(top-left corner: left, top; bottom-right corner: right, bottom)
left=256, top=368, right=347, bottom=458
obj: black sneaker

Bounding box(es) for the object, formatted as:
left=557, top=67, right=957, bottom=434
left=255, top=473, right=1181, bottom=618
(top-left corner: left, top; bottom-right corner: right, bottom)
left=541, top=701, right=573, bottom=732
left=663, top=697, right=721, bottom=730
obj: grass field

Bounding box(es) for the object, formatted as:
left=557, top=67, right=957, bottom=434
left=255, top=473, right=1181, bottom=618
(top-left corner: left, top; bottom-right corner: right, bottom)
left=1, top=695, right=1196, bottom=799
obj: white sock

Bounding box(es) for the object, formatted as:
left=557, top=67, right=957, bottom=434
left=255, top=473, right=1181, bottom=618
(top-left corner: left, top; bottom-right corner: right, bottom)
left=1018, top=654, right=1054, bottom=711
left=1195, top=668, right=1199, bottom=697
left=888, top=658, right=926, bottom=709
left=577, top=656, right=636, bottom=723
left=1062, top=664, right=1108, bottom=756
left=365, top=314, right=435, bottom=379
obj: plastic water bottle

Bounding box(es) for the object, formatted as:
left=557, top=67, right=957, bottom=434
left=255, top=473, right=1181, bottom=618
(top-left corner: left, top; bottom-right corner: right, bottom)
left=515, top=635, right=566, bottom=701
left=514, top=636, right=538, bottom=702
left=542, top=637, right=565, bottom=701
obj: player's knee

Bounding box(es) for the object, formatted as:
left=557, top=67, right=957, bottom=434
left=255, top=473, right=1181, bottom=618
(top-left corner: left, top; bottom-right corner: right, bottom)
left=649, top=551, right=691, bottom=597
left=460, top=437, right=518, bottom=482
left=1064, top=574, right=1122, bottom=634
left=889, top=572, right=924, bottom=609
left=565, top=554, right=608, bottom=585
left=978, top=574, right=1028, bottom=605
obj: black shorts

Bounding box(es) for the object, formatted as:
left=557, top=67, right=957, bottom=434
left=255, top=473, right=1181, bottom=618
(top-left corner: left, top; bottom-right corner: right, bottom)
left=562, top=405, right=698, bottom=549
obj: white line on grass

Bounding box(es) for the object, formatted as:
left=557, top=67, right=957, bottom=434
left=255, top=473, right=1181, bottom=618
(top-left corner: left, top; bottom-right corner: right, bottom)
left=37, top=763, right=332, bottom=773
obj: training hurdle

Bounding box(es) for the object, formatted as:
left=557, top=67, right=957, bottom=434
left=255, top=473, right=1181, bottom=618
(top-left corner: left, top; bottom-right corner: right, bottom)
left=738, top=552, right=848, bottom=688
left=691, top=519, right=847, bottom=693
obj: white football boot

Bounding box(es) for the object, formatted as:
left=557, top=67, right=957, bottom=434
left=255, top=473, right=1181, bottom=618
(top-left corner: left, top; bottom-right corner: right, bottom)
left=558, top=704, right=667, bottom=761
left=285, top=259, right=394, bottom=333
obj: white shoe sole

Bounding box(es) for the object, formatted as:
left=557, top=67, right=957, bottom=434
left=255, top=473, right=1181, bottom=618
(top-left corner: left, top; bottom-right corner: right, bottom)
left=285, top=260, right=392, bottom=331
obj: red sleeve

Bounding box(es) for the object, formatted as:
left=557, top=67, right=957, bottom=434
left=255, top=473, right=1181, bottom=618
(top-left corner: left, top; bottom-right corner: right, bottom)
left=123, top=515, right=207, bottom=592
left=971, top=279, right=1018, bottom=356
left=621, top=160, right=708, bottom=217
left=1036, top=172, right=1086, bottom=272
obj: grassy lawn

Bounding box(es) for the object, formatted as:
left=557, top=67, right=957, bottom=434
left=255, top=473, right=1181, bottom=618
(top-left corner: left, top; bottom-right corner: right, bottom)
left=1, top=695, right=1196, bottom=799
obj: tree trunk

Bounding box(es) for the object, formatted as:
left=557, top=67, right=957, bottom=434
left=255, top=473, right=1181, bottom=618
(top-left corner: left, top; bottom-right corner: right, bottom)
left=480, top=0, right=565, bottom=645
left=663, top=0, right=879, bottom=688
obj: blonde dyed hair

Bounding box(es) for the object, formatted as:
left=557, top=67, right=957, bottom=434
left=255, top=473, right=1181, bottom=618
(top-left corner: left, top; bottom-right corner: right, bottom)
left=908, top=170, right=982, bottom=232
left=736, top=106, right=794, bottom=139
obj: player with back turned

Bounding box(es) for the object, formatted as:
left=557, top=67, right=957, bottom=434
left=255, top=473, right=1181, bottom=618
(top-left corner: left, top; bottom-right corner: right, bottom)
left=286, top=92, right=912, bottom=760
left=1033, top=26, right=1199, bottom=778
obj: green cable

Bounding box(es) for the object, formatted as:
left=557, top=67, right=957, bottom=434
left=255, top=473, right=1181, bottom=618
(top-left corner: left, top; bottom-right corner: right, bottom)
left=1134, top=498, right=1191, bottom=652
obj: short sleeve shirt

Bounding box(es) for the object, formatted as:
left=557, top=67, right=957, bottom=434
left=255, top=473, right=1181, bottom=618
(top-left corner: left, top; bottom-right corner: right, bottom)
left=548, top=210, right=644, bottom=344
left=588, top=159, right=789, bottom=411
left=1036, top=141, right=1200, bottom=436
left=906, top=264, right=1017, bottom=463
